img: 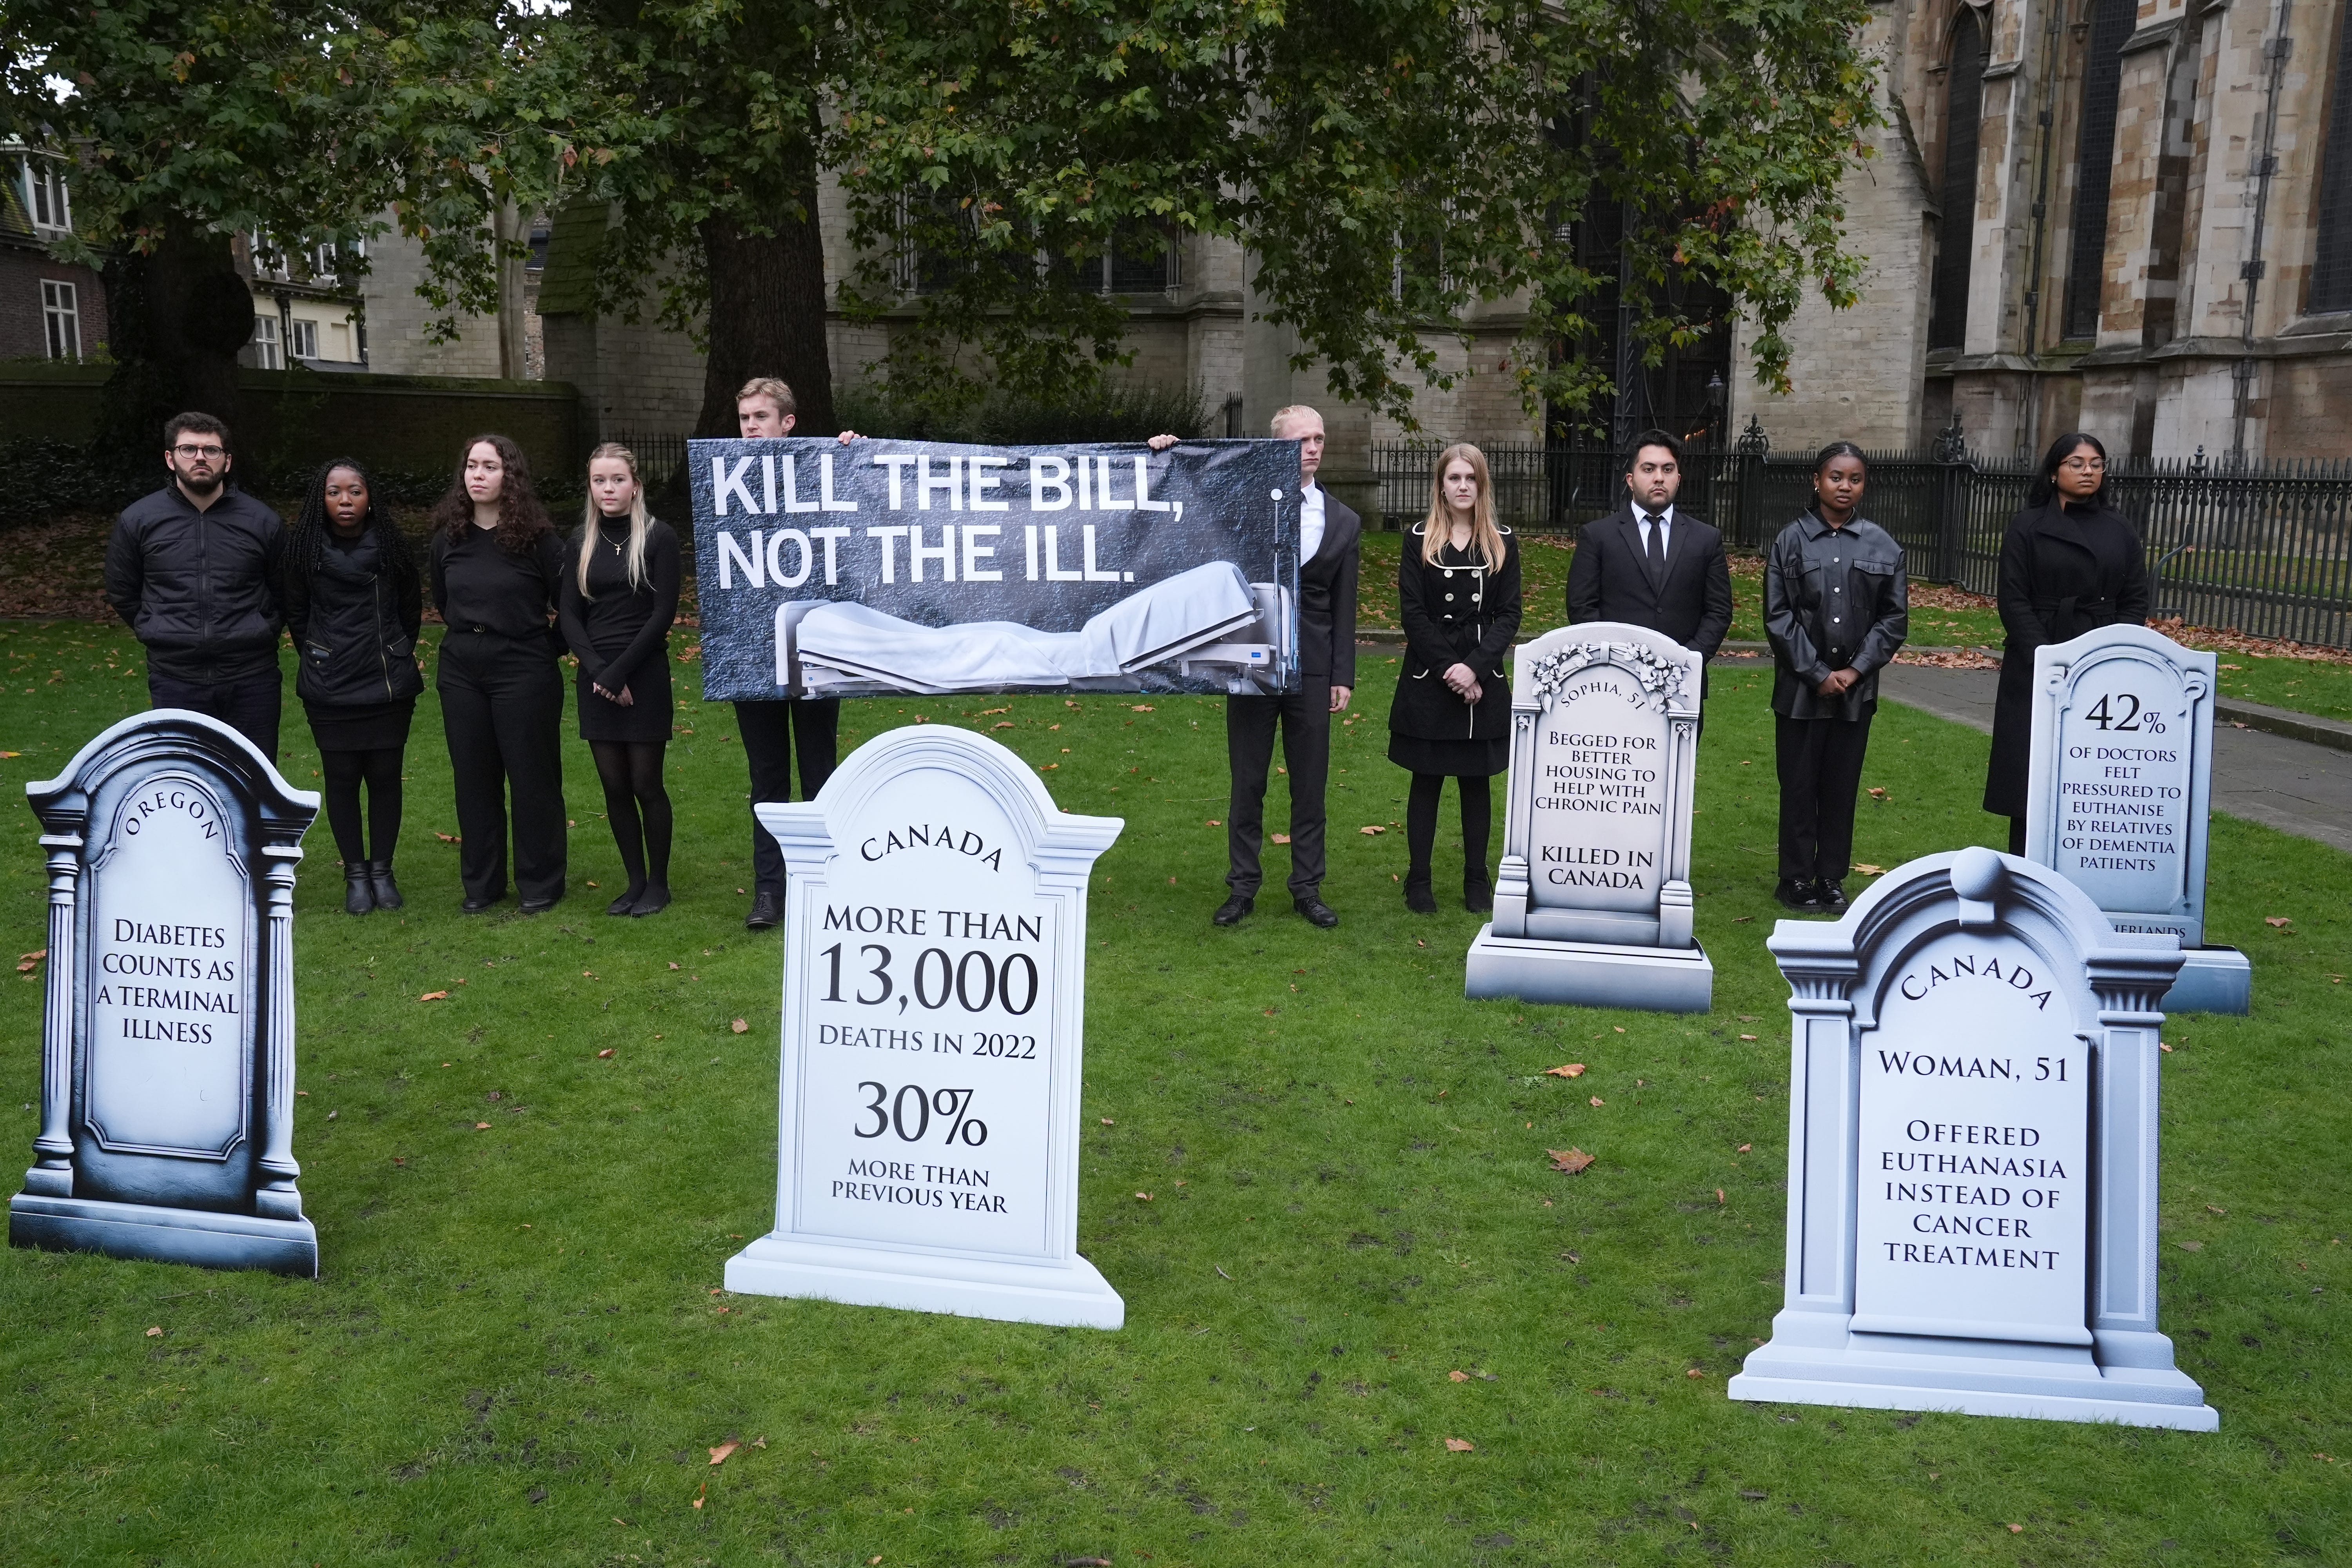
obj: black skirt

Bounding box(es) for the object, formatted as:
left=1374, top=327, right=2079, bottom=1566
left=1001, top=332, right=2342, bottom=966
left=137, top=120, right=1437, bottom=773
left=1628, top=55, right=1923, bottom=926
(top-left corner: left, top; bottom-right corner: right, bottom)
left=1388, top=732, right=1509, bottom=777
left=305, top=697, right=415, bottom=753
left=576, top=642, right=675, bottom=744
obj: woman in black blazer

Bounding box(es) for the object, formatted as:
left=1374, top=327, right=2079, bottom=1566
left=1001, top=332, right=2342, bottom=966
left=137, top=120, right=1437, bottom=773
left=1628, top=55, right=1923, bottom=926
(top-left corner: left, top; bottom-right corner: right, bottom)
left=1984, top=432, right=2150, bottom=851
left=430, top=434, right=571, bottom=914
left=1388, top=443, right=1522, bottom=912
left=283, top=458, right=424, bottom=915
left=558, top=443, right=683, bottom=916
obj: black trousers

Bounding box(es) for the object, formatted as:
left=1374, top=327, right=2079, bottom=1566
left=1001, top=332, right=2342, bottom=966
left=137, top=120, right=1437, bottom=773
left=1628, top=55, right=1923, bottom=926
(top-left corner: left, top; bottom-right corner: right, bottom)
left=738, top=697, right=840, bottom=895
left=438, top=632, right=566, bottom=903
left=1775, top=711, right=1873, bottom=884
left=1225, top=677, right=1332, bottom=899
left=150, top=672, right=282, bottom=764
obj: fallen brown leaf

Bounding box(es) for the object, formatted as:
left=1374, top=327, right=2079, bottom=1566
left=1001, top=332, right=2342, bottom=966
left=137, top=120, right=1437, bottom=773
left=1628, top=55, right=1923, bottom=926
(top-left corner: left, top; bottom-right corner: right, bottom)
left=474, top=1121, right=490, bottom=1130
left=419, top=990, right=449, bottom=1002
left=2266, top=916, right=2292, bottom=928
left=2177, top=1240, right=2204, bottom=1252
left=709, top=1441, right=738, bottom=1466
left=1548, top=1147, right=1595, bottom=1174
left=1449, top=1369, right=1469, bottom=1382
left=1100, top=1116, right=1115, bottom=1125
left=1737, top=1143, right=1751, bottom=1153
left=1543, top=1063, right=1586, bottom=1078
left=1271, top=833, right=1291, bottom=844
left=1134, top=1191, right=1152, bottom=1201
left=145, top=1325, right=162, bottom=1338
left=1131, top=704, right=1154, bottom=711
left=1588, top=1096, right=1605, bottom=1107
left=1444, top=1437, right=1475, bottom=1452
left=597, top=1048, right=613, bottom=1058
left=691, top=1481, right=706, bottom=1510
left=1360, top=824, right=1386, bottom=835
left=1867, top=787, right=1887, bottom=799
left=1854, top=862, right=1885, bottom=875
left=434, top=831, right=459, bottom=842
left=731, top=1018, right=750, bottom=1034
left=1739, top=1033, right=1758, bottom=1041
left=1686, top=1368, right=1704, bottom=1379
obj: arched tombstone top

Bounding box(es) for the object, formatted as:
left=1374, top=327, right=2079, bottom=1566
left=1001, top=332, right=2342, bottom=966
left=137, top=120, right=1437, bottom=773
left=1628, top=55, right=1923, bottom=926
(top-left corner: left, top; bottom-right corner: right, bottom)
left=27, top=709, right=318, bottom=837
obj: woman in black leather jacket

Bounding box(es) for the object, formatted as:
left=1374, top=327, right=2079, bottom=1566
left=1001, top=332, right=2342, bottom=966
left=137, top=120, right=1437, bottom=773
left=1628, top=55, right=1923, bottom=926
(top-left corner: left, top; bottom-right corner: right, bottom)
left=1984, top=432, right=2149, bottom=851
left=283, top=459, right=425, bottom=914
left=1763, top=443, right=1908, bottom=913
left=1387, top=443, right=1522, bottom=912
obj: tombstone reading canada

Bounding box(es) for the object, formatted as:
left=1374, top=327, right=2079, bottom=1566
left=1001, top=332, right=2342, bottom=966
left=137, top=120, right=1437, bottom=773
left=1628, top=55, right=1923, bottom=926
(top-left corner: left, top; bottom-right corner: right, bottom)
left=1465, top=622, right=1711, bottom=1011
left=724, top=725, right=1125, bottom=1328
left=2024, top=623, right=2247, bottom=1013
left=9, top=711, right=322, bottom=1276
left=1730, top=846, right=2215, bottom=1428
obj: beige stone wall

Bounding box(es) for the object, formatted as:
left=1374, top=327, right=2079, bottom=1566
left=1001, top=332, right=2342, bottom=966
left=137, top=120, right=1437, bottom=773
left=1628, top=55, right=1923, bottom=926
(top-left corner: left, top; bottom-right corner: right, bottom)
left=359, top=228, right=505, bottom=378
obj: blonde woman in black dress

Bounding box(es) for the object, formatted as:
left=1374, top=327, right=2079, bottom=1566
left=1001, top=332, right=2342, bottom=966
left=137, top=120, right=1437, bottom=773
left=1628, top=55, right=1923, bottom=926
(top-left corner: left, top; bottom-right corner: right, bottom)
left=1387, top=443, right=1522, bottom=912
left=558, top=443, right=682, bottom=915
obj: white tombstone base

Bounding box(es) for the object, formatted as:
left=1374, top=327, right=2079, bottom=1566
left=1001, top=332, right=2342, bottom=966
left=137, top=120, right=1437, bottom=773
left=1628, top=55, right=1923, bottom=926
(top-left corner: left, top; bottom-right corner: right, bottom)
left=1730, top=1327, right=2218, bottom=1430
left=9, top=1193, right=318, bottom=1278
left=2160, top=946, right=2251, bottom=1014
left=726, top=1234, right=1125, bottom=1330
left=1463, top=926, right=1713, bottom=1012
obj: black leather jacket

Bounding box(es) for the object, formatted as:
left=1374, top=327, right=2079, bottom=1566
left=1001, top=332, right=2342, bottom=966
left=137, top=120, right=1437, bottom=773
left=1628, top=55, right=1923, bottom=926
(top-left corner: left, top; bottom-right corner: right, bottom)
left=1763, top=509, right=1908, bottom=720
left=284, top=524, right=425, bottom=708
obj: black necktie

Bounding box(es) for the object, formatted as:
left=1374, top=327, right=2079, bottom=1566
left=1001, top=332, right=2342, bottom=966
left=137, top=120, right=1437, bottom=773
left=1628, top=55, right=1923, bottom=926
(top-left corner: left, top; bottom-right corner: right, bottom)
left=1642, top=512, right=1666, bottom=579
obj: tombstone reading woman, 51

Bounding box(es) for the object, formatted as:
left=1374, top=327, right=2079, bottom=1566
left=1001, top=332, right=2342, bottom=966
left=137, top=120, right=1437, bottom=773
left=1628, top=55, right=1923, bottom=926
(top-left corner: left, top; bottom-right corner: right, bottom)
left=283, top=459, right=424, bottom=914
left=558, top=443, right=683, bottom=916
left=1984, top=432, right=2149, bottom=853
left=1388, top=444, right=1522, bottom=913
left=1763, top=443, right=1908, bottom=914
left=429, top=435, right=570, bottom=913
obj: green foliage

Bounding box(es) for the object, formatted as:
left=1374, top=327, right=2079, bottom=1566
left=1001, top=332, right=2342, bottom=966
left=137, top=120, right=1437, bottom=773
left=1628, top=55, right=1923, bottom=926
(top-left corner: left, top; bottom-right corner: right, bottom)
left=835, top=0, right=1883, bottom=425
left=837, top=379, right=1210, bottom=445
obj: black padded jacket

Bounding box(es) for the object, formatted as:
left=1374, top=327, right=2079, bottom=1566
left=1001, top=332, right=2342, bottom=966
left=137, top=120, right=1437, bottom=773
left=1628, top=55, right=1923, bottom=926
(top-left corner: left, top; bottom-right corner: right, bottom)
left=103, top=483, right=287, bottom=682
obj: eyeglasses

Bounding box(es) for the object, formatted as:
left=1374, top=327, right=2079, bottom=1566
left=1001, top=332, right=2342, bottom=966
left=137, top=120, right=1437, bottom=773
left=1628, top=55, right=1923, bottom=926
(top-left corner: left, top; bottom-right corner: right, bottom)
left=172, top=444, right=226, bottom=459
left=2060, top=457, right=2105, bottom=472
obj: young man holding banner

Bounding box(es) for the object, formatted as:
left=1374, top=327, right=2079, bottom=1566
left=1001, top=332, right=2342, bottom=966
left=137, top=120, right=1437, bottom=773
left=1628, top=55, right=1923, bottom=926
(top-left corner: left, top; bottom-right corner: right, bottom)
left=733, top=378, right=856, bottom=929
left=1155, top=406, right=1360, bottom=927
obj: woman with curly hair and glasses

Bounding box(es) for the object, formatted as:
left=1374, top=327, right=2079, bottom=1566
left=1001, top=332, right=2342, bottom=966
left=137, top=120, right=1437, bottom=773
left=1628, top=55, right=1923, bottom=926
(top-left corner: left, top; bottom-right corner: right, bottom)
left=284, top=457, right=424, bottom=915
left=429, top=434, right=570, bottom=914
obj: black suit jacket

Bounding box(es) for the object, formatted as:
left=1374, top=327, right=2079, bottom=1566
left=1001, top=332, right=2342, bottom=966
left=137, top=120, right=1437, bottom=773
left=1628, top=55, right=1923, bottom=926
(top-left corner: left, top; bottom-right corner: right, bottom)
left=1564, top=503, right=1733, bottom=658
left=1298, top=487, right=1361, bottom=687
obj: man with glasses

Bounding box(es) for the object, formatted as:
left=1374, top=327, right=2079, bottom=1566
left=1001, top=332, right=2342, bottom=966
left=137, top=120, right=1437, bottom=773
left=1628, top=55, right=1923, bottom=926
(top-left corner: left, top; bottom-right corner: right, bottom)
left=103, top=412, right=289, bottom=759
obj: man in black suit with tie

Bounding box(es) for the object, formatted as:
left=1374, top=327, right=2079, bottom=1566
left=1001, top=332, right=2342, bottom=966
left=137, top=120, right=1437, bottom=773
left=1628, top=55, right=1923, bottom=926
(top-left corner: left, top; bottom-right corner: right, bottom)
left=1158, top=408, right=1360, bottom=928
left=1565, top=428, right=1733, bottom=717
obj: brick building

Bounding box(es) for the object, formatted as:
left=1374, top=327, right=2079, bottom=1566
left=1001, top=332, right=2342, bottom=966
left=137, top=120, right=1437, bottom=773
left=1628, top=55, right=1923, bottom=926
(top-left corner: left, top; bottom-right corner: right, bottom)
left=0, top=146, right=108, bottom=365
left=1747, top=0, right=2352, bottom=464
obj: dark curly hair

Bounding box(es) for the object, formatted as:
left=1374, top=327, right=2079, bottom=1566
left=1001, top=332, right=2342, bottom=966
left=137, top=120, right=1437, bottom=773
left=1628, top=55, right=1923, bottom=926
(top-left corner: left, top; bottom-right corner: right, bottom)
left=289, top=457, right=417, bottom=583
left=430, top=433, right=554, bottom=553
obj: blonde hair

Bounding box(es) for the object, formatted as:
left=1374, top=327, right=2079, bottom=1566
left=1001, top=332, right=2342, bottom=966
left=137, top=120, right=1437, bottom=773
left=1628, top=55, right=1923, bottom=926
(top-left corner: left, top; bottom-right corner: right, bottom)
left=1420, top=443, right=1505, bottom=568
left=1269, top=404, right=1322, bottom=436
left=735, top=377, right=796, bottom=419
left=579, top=442, right=652, bottom=597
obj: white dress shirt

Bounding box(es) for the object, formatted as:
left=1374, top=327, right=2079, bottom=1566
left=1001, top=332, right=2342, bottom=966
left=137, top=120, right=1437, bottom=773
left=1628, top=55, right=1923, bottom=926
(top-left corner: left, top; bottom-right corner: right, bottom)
left=1636, top=502, right=1675, bottom=561
left=1300, top=480, right=1327, bottom=563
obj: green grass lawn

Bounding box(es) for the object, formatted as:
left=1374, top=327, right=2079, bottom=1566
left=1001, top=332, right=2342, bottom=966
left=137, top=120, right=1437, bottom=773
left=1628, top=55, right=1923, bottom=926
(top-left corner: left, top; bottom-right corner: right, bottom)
left=0, top=620, right=2345, bottom=1565
left=2205, top=650, right=2352, bottom=723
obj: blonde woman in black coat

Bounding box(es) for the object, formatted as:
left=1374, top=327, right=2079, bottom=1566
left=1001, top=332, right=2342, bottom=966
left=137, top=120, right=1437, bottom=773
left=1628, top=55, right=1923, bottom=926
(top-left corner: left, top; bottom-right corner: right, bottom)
left=1984, top=432, right=2149, bottom=852
left=1388, top=443, right=1522, bottom=912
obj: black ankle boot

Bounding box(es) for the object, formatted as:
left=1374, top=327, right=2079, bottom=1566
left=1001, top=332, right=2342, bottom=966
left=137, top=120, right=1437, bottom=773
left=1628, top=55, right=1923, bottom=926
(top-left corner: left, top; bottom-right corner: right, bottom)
left=343, top=863, right=375, bottom=915
left=368, top=860, right=403, bottom=910
left=1464, top=878, right=1494, bottom=913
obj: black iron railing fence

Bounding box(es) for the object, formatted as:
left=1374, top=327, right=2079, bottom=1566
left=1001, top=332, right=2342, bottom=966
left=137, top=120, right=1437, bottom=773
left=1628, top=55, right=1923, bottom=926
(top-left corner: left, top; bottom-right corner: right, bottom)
left=1368, top=426, right=2352, bottom=648
left=605, top=431, right=691, bottom=495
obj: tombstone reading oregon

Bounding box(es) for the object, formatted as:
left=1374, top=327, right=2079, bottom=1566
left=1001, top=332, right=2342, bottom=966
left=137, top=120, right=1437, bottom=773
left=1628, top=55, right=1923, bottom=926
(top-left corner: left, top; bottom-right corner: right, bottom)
left=9, top=711, right=322, bottom=1276
left=1465, top=622, right=1711, bottom=1010
left=2024, top=623, right=2247, bottom=1013
left=1730, top=846, right=2215, bottom=1428
left=725, top=725, right=1126, bottom=1328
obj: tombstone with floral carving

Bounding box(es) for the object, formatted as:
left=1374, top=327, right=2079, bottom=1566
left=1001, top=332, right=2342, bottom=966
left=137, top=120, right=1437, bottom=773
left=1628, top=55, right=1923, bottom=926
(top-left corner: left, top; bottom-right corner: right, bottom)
left=1466, top=622, right=1712, bottom=1010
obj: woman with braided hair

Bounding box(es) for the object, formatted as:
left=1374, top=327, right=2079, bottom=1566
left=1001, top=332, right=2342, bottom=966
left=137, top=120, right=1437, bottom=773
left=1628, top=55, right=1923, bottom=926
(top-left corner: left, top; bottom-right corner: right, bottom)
left=283, top=459, right=424, bottom=914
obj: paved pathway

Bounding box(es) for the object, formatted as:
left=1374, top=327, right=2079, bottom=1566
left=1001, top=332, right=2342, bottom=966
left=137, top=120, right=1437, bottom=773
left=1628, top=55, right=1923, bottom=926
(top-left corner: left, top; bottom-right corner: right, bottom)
left=1877, top=665, right=2352, bottom=855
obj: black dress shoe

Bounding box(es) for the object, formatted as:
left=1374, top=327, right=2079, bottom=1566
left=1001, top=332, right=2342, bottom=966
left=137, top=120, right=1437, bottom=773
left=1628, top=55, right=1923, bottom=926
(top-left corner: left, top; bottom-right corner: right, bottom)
left=343, top=863, right=375, bottom=915
left=1403, top=879, right=1437, bottom=914
left=1463, top=882, right=1494, bottom=913
left=607, top=889, right=642, bottom=916
left=1293, top=895, right=1339, bottom=928
left=631, top=884, right=672, bottom=917
left=1773, top=878, right=1821, bottom=911
left=461, top=891, right=503, bottom=914
left=744, top=888, right=783, bottom=930
left=1212, top=894, right=1254, bottom=927
left=1814, top=880, right=1849, bottom=913
left=367, top=860, right=403, bottom=910
left=518, top=893, right=561, bottom=915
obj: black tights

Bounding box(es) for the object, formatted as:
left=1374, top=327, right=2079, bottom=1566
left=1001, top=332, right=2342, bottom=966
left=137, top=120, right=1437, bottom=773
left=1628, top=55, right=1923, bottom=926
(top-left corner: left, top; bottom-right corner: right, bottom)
left=591, top=740, right=672, bottom=895
left=320, top=748, right=403, bottom=867
left=1405, top=772, right=1494, bottom=890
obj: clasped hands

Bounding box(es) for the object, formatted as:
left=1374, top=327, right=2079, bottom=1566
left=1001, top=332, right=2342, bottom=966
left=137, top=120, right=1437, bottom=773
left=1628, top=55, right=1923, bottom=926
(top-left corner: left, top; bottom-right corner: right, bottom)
left=1817, top=667, right=1859, bottom=697
left=593, top=681, right=635, bottom=707
left=1443, top=662, right=1483, bottom=705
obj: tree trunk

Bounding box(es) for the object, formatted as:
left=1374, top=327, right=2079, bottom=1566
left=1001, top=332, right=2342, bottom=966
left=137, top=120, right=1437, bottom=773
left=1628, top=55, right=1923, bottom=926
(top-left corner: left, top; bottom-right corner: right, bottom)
left=692, top=129, right=836, bottom=439
left=96, top=218, right=257, bottom=480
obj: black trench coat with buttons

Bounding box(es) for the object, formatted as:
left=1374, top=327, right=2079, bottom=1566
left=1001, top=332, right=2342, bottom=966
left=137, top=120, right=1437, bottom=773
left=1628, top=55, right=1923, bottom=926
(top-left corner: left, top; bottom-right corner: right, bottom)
left=1983, top=498, right=2150, bottom=818
left=1388, top=524, right=1523, bottom=743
